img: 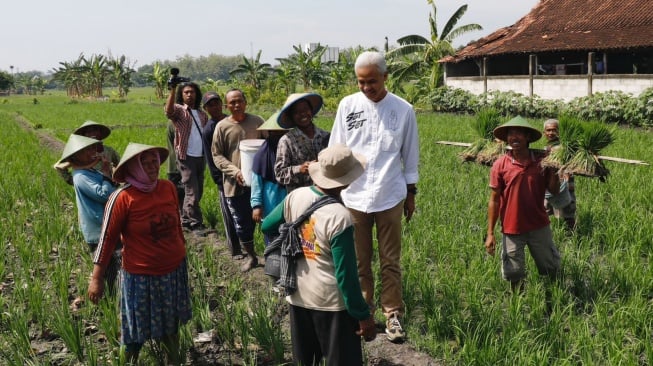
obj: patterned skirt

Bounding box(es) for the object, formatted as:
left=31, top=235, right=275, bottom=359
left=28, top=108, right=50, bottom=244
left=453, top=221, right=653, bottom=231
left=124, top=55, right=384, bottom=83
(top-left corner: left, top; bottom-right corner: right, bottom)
left=120, top=259, right=192, bottom=345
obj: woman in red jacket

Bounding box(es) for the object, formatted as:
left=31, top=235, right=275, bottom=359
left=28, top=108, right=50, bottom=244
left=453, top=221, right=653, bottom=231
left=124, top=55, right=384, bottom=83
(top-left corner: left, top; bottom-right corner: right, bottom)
left=88, top=142, right=191, bottom=365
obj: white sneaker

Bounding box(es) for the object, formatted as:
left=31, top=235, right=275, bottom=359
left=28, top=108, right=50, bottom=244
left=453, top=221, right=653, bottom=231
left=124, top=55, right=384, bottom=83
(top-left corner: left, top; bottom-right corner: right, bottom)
left=385, top=313, right=406, bottom=343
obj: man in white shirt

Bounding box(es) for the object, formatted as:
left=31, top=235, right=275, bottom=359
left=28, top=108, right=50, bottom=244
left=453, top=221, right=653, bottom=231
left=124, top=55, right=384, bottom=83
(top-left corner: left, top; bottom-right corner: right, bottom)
left=329, top=51, right=419, bottom=343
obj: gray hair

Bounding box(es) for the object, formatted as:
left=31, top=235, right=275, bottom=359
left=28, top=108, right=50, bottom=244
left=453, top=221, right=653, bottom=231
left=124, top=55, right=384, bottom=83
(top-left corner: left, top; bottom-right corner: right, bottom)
left=543, top=118, right=559, bottom=128
left=355, top=51, right=387, bottom=74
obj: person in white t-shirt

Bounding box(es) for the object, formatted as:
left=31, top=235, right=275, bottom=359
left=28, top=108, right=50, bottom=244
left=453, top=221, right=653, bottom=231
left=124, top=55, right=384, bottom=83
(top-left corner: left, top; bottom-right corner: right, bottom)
left=164, top=81, right=209, bottom=235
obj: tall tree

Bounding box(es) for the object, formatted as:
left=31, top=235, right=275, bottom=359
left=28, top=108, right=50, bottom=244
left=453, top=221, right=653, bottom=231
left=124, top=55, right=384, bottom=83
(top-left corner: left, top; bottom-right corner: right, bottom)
left=0, top=71, right=15, bottom=94
left=387, top=1, right=482, bottom=91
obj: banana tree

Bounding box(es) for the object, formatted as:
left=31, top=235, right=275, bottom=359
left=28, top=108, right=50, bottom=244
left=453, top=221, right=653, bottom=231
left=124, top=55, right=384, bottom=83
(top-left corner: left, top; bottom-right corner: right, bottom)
left=275, top=44, right=328, bottom=91
left=387, top=1, right=482, bottom=94
left=109, top=55, right=135, bottom=98
left=229, top=50, right=271, bottom=96
left=144, top=62, right=169, bottom=99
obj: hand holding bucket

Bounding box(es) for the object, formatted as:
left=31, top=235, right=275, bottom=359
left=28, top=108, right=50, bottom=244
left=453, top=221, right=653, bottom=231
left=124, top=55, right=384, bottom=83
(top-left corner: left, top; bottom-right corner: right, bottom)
left=239, top=139, right=265, bottom=186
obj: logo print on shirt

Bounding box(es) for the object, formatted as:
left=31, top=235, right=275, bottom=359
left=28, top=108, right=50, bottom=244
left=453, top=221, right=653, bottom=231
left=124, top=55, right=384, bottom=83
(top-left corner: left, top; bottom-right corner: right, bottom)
left=150, top=212, right=176, bottom=243
left=346, top=111, right=366, bottom=131
left=301, top=218, right=320, bottom=260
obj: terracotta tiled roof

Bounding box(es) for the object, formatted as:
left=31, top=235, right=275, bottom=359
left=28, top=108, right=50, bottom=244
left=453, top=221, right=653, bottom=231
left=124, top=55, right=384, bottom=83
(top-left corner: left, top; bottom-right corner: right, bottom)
left=442, top=0, right=653, bottom=63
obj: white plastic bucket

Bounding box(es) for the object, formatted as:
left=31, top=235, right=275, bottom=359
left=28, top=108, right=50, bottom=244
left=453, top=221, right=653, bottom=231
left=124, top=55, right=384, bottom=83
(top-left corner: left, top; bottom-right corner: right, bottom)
left=239, top=139, right=265, bottom=187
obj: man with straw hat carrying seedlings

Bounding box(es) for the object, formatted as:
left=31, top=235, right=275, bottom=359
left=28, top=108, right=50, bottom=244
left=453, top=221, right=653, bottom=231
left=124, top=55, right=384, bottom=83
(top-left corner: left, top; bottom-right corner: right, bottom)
left=485, top=116, right=562, bottom=297
left=261, top=144, right=376, bottom=365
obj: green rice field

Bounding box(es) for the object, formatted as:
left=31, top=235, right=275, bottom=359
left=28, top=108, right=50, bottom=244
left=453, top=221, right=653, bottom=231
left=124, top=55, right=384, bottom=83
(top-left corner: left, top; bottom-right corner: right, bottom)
left=0, top=89, right=652, bottom=365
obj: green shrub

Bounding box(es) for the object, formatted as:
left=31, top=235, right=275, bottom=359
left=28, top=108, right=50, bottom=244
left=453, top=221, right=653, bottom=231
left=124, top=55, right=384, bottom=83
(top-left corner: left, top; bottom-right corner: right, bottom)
left=565, top=91, right=640, bottom=126
left=428, top=86, right=653, bottom=125
left=429, top=86, right=477, bottom=114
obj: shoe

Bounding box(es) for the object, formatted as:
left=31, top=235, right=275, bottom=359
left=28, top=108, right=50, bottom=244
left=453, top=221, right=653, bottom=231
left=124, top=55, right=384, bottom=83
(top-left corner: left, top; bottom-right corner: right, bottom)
left=240, top=255, right=259, bottom=272
left=385, top=313, right=406, bottom=343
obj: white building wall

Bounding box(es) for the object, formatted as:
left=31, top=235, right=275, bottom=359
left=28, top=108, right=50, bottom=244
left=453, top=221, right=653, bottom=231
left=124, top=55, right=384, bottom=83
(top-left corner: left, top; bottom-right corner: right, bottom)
left=445, top=75, right=653, bottom=101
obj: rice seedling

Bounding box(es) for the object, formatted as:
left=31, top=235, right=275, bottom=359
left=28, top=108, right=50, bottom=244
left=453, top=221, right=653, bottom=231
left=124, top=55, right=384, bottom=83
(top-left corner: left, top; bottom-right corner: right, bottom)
left=246, top=294, right=286, bottom=364
left=459, top=107, right=503, bottom=163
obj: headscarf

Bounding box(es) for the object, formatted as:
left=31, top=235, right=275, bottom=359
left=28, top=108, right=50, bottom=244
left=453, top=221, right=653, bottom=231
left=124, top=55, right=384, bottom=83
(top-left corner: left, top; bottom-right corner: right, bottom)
left=124, top=152, right=159, bottom=192
left=252, top=135, right=282, bottom=183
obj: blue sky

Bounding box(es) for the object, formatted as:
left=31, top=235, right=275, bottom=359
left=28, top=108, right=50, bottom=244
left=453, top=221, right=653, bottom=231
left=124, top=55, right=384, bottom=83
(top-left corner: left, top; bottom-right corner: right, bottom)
left=1, top=0, right=539, bottom=73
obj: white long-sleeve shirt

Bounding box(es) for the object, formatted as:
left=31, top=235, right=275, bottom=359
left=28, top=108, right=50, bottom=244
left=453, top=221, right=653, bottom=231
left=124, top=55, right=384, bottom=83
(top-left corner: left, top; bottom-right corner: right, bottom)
left=330, top=91, right=419, bottom=213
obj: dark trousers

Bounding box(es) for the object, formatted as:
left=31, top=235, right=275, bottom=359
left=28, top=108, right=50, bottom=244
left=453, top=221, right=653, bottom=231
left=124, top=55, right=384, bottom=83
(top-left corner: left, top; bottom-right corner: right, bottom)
left=289, top=305, right=363, bottom=366
left=218, top=184, right=241, bottom=256
left=225, top=189, right=255, bottom=245
left=177, top=156, right=205, bottom=228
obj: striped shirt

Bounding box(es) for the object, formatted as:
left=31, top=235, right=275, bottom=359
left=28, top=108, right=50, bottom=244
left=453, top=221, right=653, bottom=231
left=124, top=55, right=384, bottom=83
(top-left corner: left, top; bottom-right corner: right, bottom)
left=165, top=103, right=209, bottom=160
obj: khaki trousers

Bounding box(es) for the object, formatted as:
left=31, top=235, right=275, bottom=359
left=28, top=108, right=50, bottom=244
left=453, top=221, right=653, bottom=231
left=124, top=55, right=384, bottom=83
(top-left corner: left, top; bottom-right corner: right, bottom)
left=350, top=200, right=404, bottom=319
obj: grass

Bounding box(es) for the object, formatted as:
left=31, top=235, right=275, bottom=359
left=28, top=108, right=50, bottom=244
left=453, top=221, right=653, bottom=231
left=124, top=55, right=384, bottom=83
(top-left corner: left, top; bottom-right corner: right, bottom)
left=0, top=89, right=652, bottom=364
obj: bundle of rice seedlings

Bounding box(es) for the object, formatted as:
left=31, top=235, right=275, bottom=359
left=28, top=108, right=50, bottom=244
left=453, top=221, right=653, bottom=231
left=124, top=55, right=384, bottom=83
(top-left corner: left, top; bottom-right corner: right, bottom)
left=459, top=139, right=487, bottom=162
left=476, top=140, right=506, bottom=166
left=459, top=108, right=502, bottom=163
left=578, top=121, right=615, bottom=154
left=541, top=116, right=584, bottom=169
left=563, top=122, right=615, bottom=179
left=564, top=149, right=610, bottom=179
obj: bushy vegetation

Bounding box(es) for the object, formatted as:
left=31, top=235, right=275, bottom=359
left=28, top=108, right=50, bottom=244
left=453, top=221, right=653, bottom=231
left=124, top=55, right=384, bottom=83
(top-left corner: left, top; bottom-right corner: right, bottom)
left=427, top=86, right=653, bottom=127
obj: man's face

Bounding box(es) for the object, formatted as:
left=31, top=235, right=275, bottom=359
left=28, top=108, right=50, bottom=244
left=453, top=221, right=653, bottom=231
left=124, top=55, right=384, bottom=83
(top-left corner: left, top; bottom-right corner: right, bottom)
left=506, top=128, right=530, bottom=152
left=544, top=123, right=559, bottom=142
left=225, top=91, right=247, bottom=117
left=182, top=86, right=196, bottom=106
left=355, top=65, right=388, bottom=103
left=203, top=99, right=223, bottom=120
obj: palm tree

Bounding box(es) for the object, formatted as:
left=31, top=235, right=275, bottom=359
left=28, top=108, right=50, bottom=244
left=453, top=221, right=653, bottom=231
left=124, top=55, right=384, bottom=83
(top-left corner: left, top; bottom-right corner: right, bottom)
left=387, top=0, right=482, bottom=91
left=229, top=50, right=271, bottom=96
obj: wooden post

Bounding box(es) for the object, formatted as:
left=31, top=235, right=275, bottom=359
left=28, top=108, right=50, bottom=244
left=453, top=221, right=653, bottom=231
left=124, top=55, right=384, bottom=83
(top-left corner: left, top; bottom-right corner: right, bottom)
left=588, top=52, right=595, bottom=97
left=481, top=57, right=487, bottom=93
left=529, top=54, right=536, bottom=98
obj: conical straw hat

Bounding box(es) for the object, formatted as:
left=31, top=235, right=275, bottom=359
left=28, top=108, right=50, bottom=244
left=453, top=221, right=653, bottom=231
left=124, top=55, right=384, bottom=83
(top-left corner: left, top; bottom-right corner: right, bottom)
left=113, top=143, right=169, bottom=182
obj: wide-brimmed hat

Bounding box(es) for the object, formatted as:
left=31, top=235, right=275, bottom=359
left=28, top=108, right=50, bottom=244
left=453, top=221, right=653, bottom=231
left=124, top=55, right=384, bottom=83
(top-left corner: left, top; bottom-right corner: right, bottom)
left=201, top=91, right=222, bottom=107
left=258, top=111, right=288, bottom=131
left=74, top=120, right=111, bottom=140
left=493, top=116, right=542, bottom=143
left=113, top=143, right=169, bottom=183
left=56, top=134, right=102, bottom=166
left=308, top=144, right=366, bottom=189
left=277, top=93, right=323, bottom=129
